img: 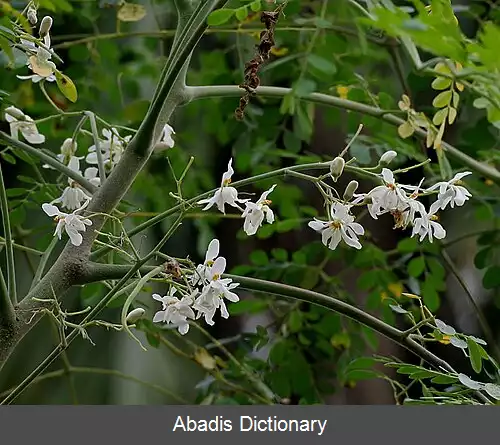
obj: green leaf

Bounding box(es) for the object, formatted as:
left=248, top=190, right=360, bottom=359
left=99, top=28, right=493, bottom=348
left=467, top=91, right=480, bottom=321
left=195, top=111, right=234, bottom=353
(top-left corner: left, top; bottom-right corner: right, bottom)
left=467, top=338, right=483, bottom=374
left=288, top=311, right=303, bottom=333
left=229, top=299, right=268, bottom=315
left=389, top=304, right=408, bottom=314
left=249, top=250, right=268, bottom=266
left=1, top=153, right=16, bottom=164
left=250, top=1, right=261, bottom=12
left=431, top=76, right=452, bottom=90
left=207, top=9, right=235, bottom=26
left=474, top=248, right=491, bottom=270
left=283, top=130, right=302, bottom=153
left=408, top=256, right=426, bottom=278
left=235, top=6, right=248, bottom=21
left=397, top=237, right=419, bottom=253
left=432, top=90, right=452, bottom=108
left=430, top=375, right=457, bottom=384
left=55, top=71, right=78, bottom=103
left=344, top=369, right=379, bottom=381
left=6, top=188, right=26, bottom=197
left=432, top=108, right=448, bottom=126
left=483, top=266, right=500, bottom=289
left=422, top=278, right=440, bottom=312
left=307, top=54, right=337, bottom=75
left=146, top=332, right=160, bottom=348
left=271, top=248, right=288, bottom=262
left=0, top=35, right=14, bottom=65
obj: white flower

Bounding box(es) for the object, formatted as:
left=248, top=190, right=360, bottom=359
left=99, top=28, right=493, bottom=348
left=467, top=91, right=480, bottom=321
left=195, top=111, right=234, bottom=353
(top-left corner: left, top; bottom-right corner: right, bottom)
left=152, top=288, right=196, bottom=335
left=193, top=257, right=240, bottom=326
left=198, top=158, right=249, bottom=214
left=51, top=157, right=91, bottom=210
left=86, top=128, right=131, bottom=169
left=84, top=167, right=101, bottom=187
left=427, top=172, right=472, bottom=212
left=411, top=212, right=446, bottom=243
left=4, top=106, right=45, bottom=144
left=191, top=238, right=220, bottom=286
left=42, top=201, right=92, bottom=246
left=391, top=178, right=426, bottom=229
left=43, top=139, right=80, bottom=169
left=17, top=33, right=56, bottom=83
left=154, top=123, right=175, bottom=152
left=308, top=202, right=365, bottom=250
left=241, top=184, right=276, bottom=236
left=365, top=168, right=410, bottom=219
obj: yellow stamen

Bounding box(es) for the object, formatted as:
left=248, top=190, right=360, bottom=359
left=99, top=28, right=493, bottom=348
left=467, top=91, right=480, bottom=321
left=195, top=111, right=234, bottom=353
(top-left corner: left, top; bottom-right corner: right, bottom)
left=430, top=214, right=439, bottom=221
left=329, top=220, right=341, bottom=230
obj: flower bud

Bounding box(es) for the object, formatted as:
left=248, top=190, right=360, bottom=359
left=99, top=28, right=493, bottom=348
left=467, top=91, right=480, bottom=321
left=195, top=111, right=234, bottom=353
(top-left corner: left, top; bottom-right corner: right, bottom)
left=330, top=157, right=345, bottom=181
left=5, top=106, right=25, bottom=121
left=27, top=7, right=38, bottom=25
left=61, top=138, right=77, bottom=158
left=379, top=150, right=397, bottom=166
left=343, top=180, right=359, bottom=201
left=126, top=308, right=145, bottom=324
left=39, top=16, right=53, bottom=38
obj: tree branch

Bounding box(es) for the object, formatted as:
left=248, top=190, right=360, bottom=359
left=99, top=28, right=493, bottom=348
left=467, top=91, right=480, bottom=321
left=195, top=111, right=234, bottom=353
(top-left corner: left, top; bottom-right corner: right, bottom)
left=40, top=259, right=492, bottom=403
left=184, top=85, right=500, bottom=185
left=0, top=0, right=227, bottom=373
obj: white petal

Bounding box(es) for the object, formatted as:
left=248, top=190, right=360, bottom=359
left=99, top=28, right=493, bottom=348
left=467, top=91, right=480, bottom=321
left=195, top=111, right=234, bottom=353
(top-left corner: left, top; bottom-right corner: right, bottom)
left=211, top=257, right=226, bottom=277
left=66, top=227, right=83, bottom=246
left=205, top=239, right=220, bottom=262
left=308, top=220, right=327, bottom=232
left=42, top=202, right=63, bottom=217
left=381, top=168, right=395, bottom=184
left=327, top=230, right=342, bottom=250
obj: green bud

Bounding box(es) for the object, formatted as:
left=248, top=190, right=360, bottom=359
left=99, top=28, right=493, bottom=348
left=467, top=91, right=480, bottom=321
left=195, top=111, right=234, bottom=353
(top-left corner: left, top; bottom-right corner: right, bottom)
left=343, top=180, right=359, bottom=201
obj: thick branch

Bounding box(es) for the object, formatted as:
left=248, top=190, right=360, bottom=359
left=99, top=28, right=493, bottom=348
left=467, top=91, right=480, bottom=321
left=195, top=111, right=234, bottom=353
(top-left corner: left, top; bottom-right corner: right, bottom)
left=0, top=0, right=225, bottom=373
left=184, top=85, right=500, bottom=185
left=59, top=261, right=490, bottom=402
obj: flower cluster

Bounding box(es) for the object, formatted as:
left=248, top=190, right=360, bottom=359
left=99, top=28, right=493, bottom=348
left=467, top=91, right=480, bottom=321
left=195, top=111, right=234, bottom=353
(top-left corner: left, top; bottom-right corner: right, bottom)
left=308, top=152, right=473, bottom=251
left=17, top=14, right=57, bottom=84
left=152, top=239, right=240, bottom=334
left=198, top=158, right=277, bottom=236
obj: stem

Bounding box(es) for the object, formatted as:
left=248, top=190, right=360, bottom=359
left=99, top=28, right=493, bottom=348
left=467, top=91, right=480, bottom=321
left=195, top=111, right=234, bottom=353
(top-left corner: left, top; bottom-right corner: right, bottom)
left=52, top=26, right=392, bottom=50
left=85, top=112, right=107, bottom=182
left=90, top=160, right=336, bottom=261
left=0, top=131, right=97, bottom=195
left=0, top=161, right=17, bottom=307
left=184, top=85, right=500, bottom=185
left=30, top=237, right=59, bottom=292
left=440, top=250, right=500, bottom=359
left=0, top=366, right=188, bottom=403
left=229, top=274, right=491, bottom=404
